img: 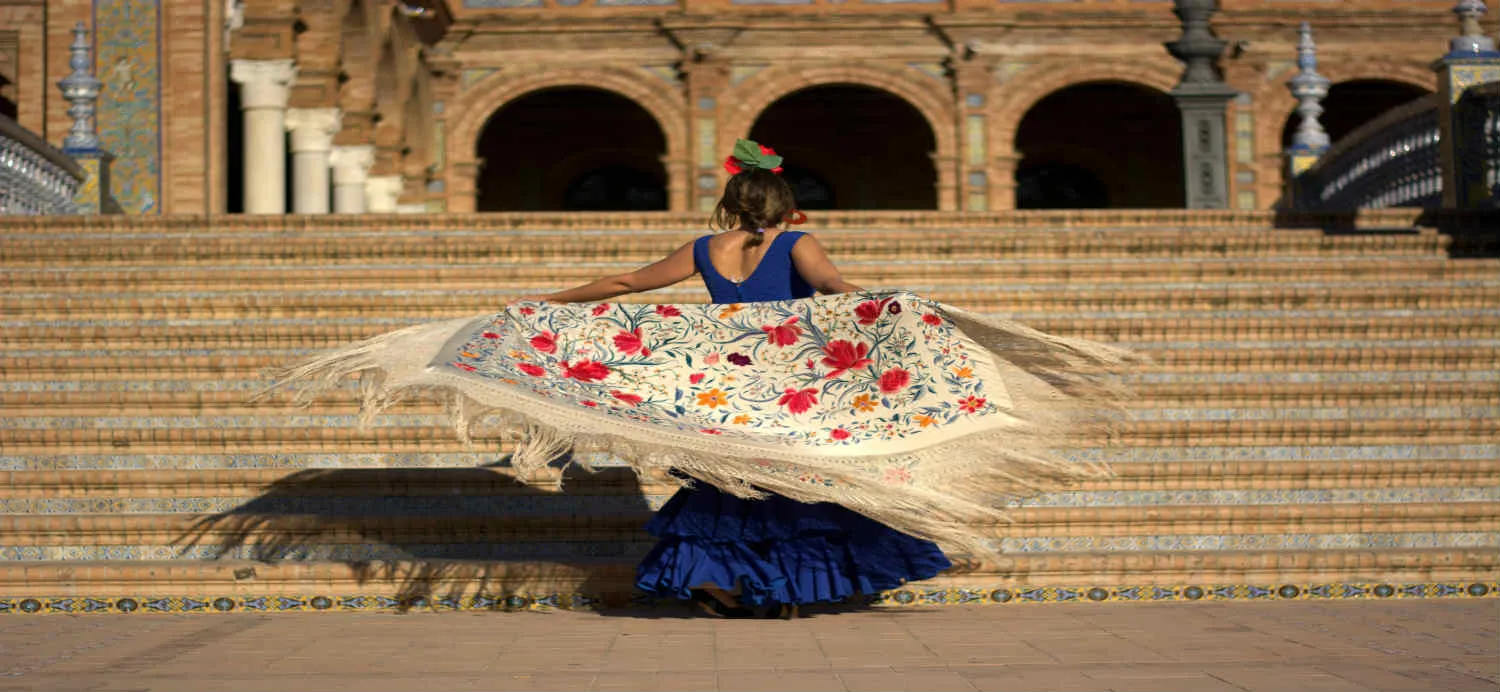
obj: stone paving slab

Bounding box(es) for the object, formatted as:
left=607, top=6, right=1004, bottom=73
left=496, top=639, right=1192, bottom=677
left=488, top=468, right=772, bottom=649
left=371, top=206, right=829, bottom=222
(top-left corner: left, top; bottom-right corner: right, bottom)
left=0, top=601, right=1494, bottom=692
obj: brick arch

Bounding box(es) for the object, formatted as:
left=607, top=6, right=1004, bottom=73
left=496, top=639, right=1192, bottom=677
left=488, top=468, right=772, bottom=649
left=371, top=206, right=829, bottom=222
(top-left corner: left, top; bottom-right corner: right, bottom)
left=989, top=58, right=1183, bottom=152
left=445, top=67, right=690, bottom=212
left=719, top=65, right=956, bottom=162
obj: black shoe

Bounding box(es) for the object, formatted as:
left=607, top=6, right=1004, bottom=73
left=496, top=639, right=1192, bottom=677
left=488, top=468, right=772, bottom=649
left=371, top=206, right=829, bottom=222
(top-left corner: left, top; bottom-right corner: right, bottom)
left=762, top=602, right=800, bottom=619
left=689, top=589, right=755, bottom=618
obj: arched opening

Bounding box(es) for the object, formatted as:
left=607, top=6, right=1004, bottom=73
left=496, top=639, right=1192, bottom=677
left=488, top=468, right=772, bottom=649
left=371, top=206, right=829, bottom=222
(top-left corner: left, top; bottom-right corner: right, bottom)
left=1282, top=79, right=1431, bottom=148
left=475, top=87, right=667, bottom=212
left=0, top=74, right=17, bottom=121
left=224, top=64, right=244, bottom=213
left=1014, top=82, right=1184, bottom=209
left=748, top=85, right=937, bottom=210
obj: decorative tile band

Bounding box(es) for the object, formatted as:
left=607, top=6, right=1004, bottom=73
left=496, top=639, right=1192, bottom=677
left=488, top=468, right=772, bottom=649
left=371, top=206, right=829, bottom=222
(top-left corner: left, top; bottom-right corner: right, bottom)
left=2, top=582, right=1495, bottom=615
left=2, top=532, right=1493, bottom=561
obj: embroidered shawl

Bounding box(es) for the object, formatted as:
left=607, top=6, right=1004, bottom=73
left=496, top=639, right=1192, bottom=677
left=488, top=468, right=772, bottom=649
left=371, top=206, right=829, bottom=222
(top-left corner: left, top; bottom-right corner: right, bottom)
left=268, top=291, right=1139, bottom=556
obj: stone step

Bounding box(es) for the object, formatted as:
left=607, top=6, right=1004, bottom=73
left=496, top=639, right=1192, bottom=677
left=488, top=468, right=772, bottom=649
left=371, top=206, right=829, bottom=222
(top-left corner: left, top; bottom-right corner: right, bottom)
left=1, top=547, right=1491, bottom=606
left=10, top=282, right=1499, bottom=320
left=7, top=313, right=1497, bottom=351
left=0, top=229, right=1452, bottom=266
left=6, top=379, right=1493, bottom=415
left=7, top=258, right=1498, bottom=293
left=0, top=460, right=1493, bottom=505
left=1, top=501, right=1492, bottom=550
left=2, top=415, right=1494, bottom=454
left=6, top=443, right=1491, bottom=470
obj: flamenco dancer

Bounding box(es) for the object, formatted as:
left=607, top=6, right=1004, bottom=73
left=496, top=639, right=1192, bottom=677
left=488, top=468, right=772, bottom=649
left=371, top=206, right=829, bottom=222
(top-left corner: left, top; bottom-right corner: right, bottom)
left=511, top=142, right=951, bottom=618
left=273, top=140, right=1136, bottom=620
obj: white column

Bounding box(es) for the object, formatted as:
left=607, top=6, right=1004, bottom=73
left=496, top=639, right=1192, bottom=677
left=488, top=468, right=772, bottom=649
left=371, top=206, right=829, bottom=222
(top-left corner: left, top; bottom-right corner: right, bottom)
left=365, top=175, right=404, bottom=213
left=229, top=59, right=297, bottom=214
left=284, top=108, right=341, bottom=214
left=330, top=145, right=375, bottom=213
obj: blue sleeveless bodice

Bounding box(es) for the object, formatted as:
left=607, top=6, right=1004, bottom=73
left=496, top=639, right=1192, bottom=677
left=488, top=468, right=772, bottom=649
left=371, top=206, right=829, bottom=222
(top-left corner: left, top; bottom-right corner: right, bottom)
left=694, top=231, right=815, bottom=304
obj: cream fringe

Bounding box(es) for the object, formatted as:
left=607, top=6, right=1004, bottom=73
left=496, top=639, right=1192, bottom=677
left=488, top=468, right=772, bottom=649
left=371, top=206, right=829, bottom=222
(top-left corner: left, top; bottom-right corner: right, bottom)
left=259, top=302, right=1143, bottom=558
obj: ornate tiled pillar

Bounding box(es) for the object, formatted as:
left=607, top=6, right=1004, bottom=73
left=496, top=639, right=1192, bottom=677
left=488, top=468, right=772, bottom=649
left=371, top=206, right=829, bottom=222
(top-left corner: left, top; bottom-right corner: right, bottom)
left=1436, top=0, right=1500, bottom=208
left=1284, top=23, right=1331, bottom=207
left=230, top=59, right=297, bottom=214
left=953, top=57, right=995, bottom=211
left=285, top=107, right=340, bottom=214
left=330, top=144, right=374, bottom=213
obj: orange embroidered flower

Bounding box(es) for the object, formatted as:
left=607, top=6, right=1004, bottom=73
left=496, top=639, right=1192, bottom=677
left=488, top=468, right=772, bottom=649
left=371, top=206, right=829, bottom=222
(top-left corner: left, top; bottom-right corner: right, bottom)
left=718, top=304, right=743, bottom=319
left=952, top=366, right=973, bottom=379
left=732, top=414, right=753, bottom=425
left=915, top=414, right=937, bottom=428
left=696, top=388, right=728, bottom=408
left=851, top=394, right=877, bottom=413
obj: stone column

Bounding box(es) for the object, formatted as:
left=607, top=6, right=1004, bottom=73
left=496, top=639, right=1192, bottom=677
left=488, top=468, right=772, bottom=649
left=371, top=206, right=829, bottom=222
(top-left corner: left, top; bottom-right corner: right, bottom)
left=365, top=175, right=404, bottom=213
left=330, top=145, right=374, bottom=213
left=1166, top=0, right=1237, bottom=209
left=230, top=59, right=297, bottom=214
left=284, top=108, right=341, bottom=214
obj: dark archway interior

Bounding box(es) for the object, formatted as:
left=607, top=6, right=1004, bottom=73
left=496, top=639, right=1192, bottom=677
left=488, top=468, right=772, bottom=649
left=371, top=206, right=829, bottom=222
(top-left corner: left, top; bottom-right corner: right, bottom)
left=1015, top=82, right=1185, bottom=209
left=224, top=65, right=244, bottom=214
left=0, top=74, right=17, bottom=121
left=749, top=85, right=937, bottom=210
left=475, top=88, right=667, bottom=212
left=1282, top=80, right=1431, bottom=149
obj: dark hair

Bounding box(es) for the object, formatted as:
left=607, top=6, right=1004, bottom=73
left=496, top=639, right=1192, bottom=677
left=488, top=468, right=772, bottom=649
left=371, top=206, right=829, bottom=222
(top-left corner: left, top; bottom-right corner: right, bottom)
left=710, top=168, right=797, bottom=246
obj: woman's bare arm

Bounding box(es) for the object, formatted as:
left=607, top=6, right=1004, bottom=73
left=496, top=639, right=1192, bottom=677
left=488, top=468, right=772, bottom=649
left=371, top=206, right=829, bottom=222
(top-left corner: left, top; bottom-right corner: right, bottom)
left=515, top=241, right=698, bottom=304
left=790, top=234, right=863, bottom=294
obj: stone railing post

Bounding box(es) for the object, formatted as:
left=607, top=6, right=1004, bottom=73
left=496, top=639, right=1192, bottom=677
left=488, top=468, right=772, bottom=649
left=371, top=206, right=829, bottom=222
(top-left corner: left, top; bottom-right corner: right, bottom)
left=1285, top=23, right=1332, bottom=207
left=1436, top=0, right=1500, bottom=208
left=56, top=21, right=113, bottom=214
left=1166, top=0, right=1239, bottom=209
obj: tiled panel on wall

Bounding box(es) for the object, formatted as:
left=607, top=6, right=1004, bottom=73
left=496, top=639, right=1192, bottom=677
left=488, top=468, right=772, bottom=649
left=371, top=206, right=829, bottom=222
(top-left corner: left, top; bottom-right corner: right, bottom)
left=94, top=0, right=161, bottom=214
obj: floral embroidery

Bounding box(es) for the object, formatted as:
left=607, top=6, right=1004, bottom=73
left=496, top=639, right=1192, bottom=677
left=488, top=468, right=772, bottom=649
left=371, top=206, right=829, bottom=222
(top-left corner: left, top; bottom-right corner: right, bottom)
left=445, top=291, right=999, bottom=449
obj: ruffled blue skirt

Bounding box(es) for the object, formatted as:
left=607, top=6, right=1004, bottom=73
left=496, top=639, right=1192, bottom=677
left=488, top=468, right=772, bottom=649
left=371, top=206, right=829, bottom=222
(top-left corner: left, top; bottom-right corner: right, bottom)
left=634, top=481, right=952, bottom=606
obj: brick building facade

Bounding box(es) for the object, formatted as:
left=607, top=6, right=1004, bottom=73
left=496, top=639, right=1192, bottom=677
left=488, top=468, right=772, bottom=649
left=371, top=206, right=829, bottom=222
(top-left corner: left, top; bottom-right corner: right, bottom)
left=0, top=0, right=1472, bottom=215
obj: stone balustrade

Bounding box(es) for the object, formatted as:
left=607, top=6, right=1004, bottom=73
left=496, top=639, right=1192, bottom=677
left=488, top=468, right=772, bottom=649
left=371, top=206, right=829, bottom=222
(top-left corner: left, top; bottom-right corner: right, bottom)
left=1298, top=97, right=1445, bottom=211
left=0, top=115, right=84, bottom=216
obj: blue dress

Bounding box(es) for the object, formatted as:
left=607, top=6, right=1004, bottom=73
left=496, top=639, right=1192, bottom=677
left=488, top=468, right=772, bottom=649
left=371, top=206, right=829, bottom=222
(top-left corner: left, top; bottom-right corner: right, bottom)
left=633, top=231, right=953, bottom=606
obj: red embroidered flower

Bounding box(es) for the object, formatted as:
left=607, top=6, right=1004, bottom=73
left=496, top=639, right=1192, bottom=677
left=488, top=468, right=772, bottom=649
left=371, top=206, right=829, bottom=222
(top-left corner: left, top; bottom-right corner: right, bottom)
left=922, top=314, right=943, bottom=326
left=529, top=331, right=557, bottom=354
left=830, top=428, right=851, bottom=441
left=591, top=304, right=610, bottom=316
left=581, top=401, right=598, bottom=408
left=855, top=298, right=892, bottom=325
left=778, top=387, right=819, bottom=415
left=762, top=316, right=802, bottom=347
left=613, top=328, right=645, bottom=355
left=700, top=428, right=723, bottom=435
left=610, top=391, right=643, bottom=406
left=689, top=373, right=705, bottom=384
left=517, top=363, right=545, bottom=377
left=958, top=395, right=987, bottom=414
left=481, top=331, right=500, bottom=339
left=878, top=367, right=911, bottom=394
left=454, top=363, right=477, bottom=372
left=654, top=305, right=681, bottom=318
left=728, top=353, right=752, bottom=366
left=563, top=359, right=610, bottom=383
left=519, top=307, right=535, bottom=316
left=820, top=340, right=872, bottom=378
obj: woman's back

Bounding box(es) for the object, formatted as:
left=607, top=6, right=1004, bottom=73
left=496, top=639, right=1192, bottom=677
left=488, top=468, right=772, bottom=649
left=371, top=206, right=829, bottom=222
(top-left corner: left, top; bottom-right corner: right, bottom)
left=695, top=230, right=815, bottom=304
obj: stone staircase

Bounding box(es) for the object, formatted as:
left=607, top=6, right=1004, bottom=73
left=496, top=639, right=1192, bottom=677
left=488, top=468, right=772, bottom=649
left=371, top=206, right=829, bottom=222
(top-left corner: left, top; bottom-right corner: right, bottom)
left=1, top=212, right=1496, bottom=614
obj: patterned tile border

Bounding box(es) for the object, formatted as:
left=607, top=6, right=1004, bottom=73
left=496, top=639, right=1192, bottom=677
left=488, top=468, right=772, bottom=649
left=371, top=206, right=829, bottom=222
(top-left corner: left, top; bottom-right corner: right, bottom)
left=2, top=582, right=1496, bottom=615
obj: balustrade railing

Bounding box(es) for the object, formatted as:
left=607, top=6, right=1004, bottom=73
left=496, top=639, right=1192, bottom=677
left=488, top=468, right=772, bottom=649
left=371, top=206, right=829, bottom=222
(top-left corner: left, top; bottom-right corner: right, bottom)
left=1296, top=95, right=1444, bottom=211
left=0, top=115, right=84, bottom=216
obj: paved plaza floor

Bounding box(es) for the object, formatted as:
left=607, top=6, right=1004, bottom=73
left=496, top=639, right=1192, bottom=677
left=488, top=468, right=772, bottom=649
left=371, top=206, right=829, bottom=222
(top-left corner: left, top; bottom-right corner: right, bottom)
left=0, top=600, right=1494, bottom=692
